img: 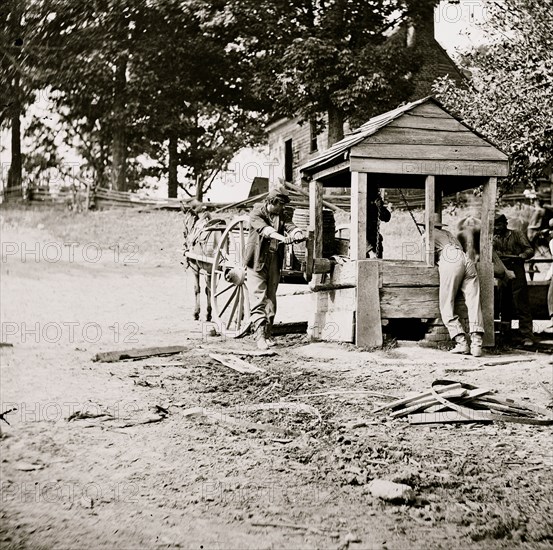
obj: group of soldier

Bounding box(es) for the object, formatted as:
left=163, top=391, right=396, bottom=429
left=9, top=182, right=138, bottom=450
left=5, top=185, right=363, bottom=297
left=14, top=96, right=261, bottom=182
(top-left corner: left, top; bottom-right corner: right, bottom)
left=185, top=185, right=553, bottom=352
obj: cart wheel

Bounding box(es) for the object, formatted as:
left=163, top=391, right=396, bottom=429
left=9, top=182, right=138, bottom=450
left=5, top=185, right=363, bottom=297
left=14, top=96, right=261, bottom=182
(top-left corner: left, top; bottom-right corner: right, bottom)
left=210, top=216, right=251, bottom=337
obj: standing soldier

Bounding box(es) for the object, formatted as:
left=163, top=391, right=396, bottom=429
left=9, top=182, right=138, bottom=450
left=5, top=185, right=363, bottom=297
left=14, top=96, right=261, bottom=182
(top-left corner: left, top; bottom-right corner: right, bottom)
left=493, top=213, right=535, bottom=346
left=245, top=185, right=304, bottom=349
left=421, top=221, right=485, bottom=356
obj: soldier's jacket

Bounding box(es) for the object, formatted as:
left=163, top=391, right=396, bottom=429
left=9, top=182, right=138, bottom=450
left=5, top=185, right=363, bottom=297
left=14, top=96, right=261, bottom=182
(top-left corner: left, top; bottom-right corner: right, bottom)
left=245, top=203, right=297, bottom=271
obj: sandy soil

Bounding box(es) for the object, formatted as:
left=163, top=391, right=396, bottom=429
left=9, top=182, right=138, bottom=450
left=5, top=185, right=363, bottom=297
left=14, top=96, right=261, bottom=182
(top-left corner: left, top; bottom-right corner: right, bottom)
left=1, top=218, right=552, bottom=550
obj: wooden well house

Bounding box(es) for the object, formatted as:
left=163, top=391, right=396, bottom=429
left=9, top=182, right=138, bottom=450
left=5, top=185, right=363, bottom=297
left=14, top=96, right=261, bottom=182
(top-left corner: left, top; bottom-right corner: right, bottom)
left=299, top=96, right=509, bottom=348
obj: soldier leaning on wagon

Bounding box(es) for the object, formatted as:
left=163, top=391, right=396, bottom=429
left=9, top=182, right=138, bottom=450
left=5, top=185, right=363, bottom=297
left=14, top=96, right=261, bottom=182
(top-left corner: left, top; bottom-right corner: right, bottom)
left=493, top=213, right=535, bottom=346
left=245, top=185, right=304, bottom=350
left=421, top=222, right=484, bottom=357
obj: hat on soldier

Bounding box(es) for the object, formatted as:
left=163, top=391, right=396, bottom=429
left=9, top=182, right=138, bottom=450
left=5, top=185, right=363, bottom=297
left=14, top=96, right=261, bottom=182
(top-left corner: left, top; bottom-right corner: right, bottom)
left=267, top=183, right=290, bottom=204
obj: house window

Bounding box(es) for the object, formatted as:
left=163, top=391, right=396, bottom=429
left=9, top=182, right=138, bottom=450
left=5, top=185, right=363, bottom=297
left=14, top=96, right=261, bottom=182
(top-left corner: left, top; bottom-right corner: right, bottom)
left=310, top=120, right=318, bottom=153
left=284, top=139, right=293, bottom=182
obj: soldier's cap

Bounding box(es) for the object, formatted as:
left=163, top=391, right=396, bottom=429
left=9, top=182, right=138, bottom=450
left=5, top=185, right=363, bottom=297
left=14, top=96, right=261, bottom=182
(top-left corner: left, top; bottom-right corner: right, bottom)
left=267, top=183, right=290, bottom=204
left=494, top=213, right=508, bottom=224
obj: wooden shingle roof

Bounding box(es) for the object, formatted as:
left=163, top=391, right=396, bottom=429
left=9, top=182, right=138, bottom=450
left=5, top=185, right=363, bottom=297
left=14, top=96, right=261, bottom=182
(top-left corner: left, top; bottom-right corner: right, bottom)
left=300, top=96, right=509, bottom=178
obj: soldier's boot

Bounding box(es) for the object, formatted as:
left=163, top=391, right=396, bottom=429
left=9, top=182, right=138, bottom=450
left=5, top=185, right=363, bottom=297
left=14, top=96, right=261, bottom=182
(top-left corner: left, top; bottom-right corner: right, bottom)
left=470, top=332, right=483, bottom=357
left=265, top=323, right=276, bottom=347
left=255, top=324, right=269, bottom=351
left=451, top=334, right=470, bottom=354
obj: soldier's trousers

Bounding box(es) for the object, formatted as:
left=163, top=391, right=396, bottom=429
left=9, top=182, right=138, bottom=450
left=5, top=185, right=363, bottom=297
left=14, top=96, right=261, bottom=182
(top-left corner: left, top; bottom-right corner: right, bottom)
left=247, top=253, right=280, bottom=332
left=438, top=244, right=484, bottom=338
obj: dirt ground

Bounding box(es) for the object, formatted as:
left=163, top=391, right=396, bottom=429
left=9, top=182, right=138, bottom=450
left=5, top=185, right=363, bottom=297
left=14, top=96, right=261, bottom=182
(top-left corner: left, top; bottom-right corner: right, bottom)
left=1, top=209, right=552, bottom=550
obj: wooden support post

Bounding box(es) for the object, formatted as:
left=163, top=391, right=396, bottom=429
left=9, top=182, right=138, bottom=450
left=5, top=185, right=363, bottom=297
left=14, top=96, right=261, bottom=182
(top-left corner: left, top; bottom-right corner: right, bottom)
left=351, top=171, right=367, bottom=261
left=424, top=175, right=436, bottom=266
left=309, top=179, right=323, bottom=258
left=479, top=176, right=497, bottom=347
left=356, top=260, right=382, bottom=348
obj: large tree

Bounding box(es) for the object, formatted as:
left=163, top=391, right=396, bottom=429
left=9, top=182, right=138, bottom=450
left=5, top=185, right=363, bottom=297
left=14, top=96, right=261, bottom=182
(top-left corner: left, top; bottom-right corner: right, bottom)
left=132, top=0, right=264, bottom=199
left=24, top=0, right=149, bottom=191
left=0, top=0, right=36, bottom=193
left=223, top=0, right=437, bottom=145
left=433, top=0, right=553, bottom=192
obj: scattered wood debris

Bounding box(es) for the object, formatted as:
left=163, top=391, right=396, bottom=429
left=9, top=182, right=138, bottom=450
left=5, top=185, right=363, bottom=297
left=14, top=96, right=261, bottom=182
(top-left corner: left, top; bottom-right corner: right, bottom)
left=67, top=411, right=113, bottom=422
left=251, top=520, right=325, bottom=535
left=209, top=353, right=265, bottom=374
left=199, top=346, right=276, bottom=357
left=181, top=406, right=289, bottom=435
left=180, top=401, right=321, bottom=436
left=0, top=407, right=17, bottom=425
left=93, top=345, right=188, bottom=363
left=480, top=358, right=535, bottom=367
left=383, top=380, right=553, bottom=425
left=14, top=462, right=45, bottom=471
left=291, top=389, right=397, bottom=400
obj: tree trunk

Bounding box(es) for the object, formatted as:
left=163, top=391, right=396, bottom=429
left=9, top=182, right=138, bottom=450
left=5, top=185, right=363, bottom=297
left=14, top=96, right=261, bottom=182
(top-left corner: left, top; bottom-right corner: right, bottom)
left=195, top=174, right=203, bottom=201
left=327, top=104, right=345, bottom=147
left=168, top=133, right=178, bottom=198
left=111, top=56, right=127, bottom=191
left=7, top=75, right=22, bottom=192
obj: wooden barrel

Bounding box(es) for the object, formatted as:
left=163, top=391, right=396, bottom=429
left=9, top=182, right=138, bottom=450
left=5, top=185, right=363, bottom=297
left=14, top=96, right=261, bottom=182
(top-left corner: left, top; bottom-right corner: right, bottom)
left=292, top=208, right=335, bottom=261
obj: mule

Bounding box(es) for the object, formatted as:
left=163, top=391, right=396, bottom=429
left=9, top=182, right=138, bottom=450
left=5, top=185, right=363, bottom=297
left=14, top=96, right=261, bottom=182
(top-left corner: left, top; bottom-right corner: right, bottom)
left=182, top=207, right=225, bottom=321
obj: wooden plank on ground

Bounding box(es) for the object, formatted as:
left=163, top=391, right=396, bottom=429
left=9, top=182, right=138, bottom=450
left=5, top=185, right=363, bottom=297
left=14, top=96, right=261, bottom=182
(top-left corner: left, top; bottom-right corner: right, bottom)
left=209, top=353, right=265, bottom=374
left=200, top=347, right=276, bottom=357
left=356, top=260, right=382, bottom=348
left=374, top=383, right=463, bottom=412
left=93, top=345, right=188, bottom=363
left=408, top=411, right=488, bottom=424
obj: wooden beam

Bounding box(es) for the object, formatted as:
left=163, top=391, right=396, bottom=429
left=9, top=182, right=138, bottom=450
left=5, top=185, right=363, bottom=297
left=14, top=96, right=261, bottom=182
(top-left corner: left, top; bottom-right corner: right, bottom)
left=424, top=175, right=436, bottom=266
left=356, top=260, right=382, bottom=348
left=350, top=144, right=508, bottom=162
left=480, top=175, right=497, bottom=347
left=93, top=345, right=188, bottom=363
left=349, top=157, right=509, bottom=177
left=308, top=160, right=350, bottom=182
left=480, top=176, right=496, bottom=263
left=477, top=261, right=495, bottom=347
left=309, top=180, right=324, bottom=259
left=350, top=171, right=367, bottom=260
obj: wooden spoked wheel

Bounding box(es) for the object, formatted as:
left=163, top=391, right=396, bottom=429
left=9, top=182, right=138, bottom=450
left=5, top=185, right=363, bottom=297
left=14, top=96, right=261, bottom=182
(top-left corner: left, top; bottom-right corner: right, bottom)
left=210, top=216, right=251, bottom=337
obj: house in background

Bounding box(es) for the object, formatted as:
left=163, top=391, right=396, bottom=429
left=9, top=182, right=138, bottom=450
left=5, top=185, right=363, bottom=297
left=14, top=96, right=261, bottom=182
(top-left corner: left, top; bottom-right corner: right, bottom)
left=266, top=7, right=467, bottom=189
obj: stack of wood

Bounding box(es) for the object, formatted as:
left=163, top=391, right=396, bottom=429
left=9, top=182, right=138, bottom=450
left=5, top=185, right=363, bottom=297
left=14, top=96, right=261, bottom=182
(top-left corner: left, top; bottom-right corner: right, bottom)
left=376, top=381, right=553, bottom=426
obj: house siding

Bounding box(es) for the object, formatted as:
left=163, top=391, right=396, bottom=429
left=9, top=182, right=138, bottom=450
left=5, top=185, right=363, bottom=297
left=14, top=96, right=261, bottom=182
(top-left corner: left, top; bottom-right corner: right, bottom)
left=267, top=117, right=329, bottom=186
left=267, top=13, right=467, bottom=188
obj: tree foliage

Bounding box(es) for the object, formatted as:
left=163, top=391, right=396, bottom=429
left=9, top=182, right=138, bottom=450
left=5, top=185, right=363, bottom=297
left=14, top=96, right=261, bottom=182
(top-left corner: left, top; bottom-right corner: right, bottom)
left=223, top=0, right=437, bottom=143
left=3, top=0, right=264, bottom=197
left=433, top=0, right=553, bottom=192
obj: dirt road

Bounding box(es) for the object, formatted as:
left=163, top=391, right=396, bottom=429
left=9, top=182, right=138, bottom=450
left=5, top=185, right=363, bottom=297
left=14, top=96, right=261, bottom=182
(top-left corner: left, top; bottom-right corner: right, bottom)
left=1, top=215, right=552, bottom=549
